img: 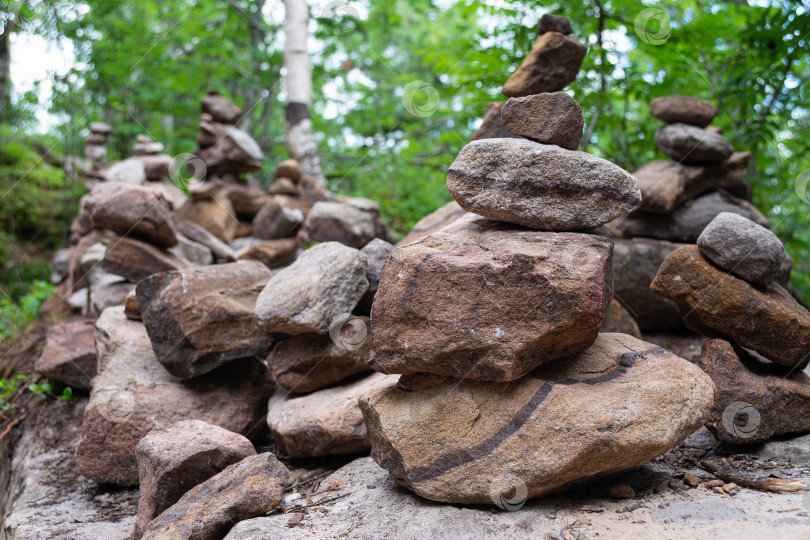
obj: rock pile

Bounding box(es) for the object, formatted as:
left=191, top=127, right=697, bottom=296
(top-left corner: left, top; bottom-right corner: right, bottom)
left=360, top=22, right=714, bottom=504
left=84, top=122, right=112, bottom=175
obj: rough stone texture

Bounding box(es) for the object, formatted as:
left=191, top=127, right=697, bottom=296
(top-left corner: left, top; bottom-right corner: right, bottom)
left=651, top=245, right=810, bottom=370
left=612, top=238, right=685, bottom=331
left=447, top=139, right=641, bottom=230
left=177, top=220, right=238, bottom=262
left=469, top=102, right=521, bottom=141
left=91, top=280, right=135, bottom=316
left=634, top=152, right=750, bottom=214
left=275, top=159, right=302, bottom=182
left=501, top=92, right=583, bottom=149
left=654, top=123, right=734, bottom=164
left=649, top=96, right=718, bottom=127
left=303, top=199, right=391, bottom=249
left=75, top=307, right=272, bottom=485
left=610, top=191, right=769, bottom=243
left=141, top=453, right=289, bottom=540
left=35, top=320, right=97, bottom=390
left=256, top=242, right=368, bottom=335
left=252, top=199, right=303, bottom=239
left=105, top=158, right=147, bottom=185
left=175, top=192, right=238, bottom=243
left=201, top=90, right=241, bottom=124
left=102, top=236, right=190, bottom=283
left=370, top=214, right=613, bottom=382
left=80, top=182, right=179, bottom=247
left=538, top=13, right=572, bottom=35
left=136, top=261, right=274, bottom=379
left=360, top=333, right=714, bottom=504
left=600, top=299, right=641, bottom=338
left=267, top=373, right=393, bottom=457
left=357, top=238, right=394, bottom=314
left=133, top=420, right=256, bottom=540
left=642, top=332, right=708, bottom=363
left=502, top=32, right=587, bottom=97
left=222, top=185, right=272, bottom=220
left=397, top=201, right=465, bottom=246
left=168, top=234, right=213, bottom=266
left=697, top=212, right=786, bottom=286
left=268, top=319, right=372, bottom=393
left=697, top=339, right=810, bottom=444
left=237, top=238, right=298, bottom=269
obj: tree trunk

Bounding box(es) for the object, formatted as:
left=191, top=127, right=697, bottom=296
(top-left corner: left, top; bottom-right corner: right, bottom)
left=284, top=0, right=326, bottom=185
left=0, top=21, right=11, bottom=123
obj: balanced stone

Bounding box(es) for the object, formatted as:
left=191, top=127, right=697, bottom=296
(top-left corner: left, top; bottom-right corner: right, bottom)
left=650, top=96, right=718, bottom=127
left=654, top=123, right=734, bottom=163
left=502, top=32, right=587, bottom=97
left=697, top=212, right=785, bottom=286
left=501, top=92, right=583, bottom=150
left=370, top=214, right=613, bottom=382
left=359, top=333, right=714, bottom=504
left=447, top=138, right=641, bottom=230
left=538, top=13, right=572, bottom=35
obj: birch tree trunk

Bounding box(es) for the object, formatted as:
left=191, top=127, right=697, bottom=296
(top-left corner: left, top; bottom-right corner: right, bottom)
left=284, top=0, right=326, bottom=186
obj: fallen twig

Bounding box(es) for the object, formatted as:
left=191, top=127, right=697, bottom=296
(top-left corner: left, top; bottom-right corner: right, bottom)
left=0, top=417, right=23, bottom=443
left=700, top=458, right=806, bottom=492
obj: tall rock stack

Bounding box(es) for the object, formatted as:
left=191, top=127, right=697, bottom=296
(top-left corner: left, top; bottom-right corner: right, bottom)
left=359, top=20, right=715, bottom=505
left=83, top=122, right=112, bottom=178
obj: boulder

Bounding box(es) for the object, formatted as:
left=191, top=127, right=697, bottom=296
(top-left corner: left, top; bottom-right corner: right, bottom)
left=370, top=214, right=613, bottom=382
left=79, top=182, right=179, bottom=247
left=105, top=158, right=147, bottom=185
left=610, top=191, right=769, bottom=243
left=175, top=192, right=238, bottom=243
left=357, top=238, right=394, bottom=314
left=651, top=245, right=810, bottom=370
left=649, top=96, right=718, bottom=127
left=177, top=220, right=238, bottom=262
left=256, top=242, right=368, bottom=335
left=612, top=238, right=685, bottom=331
left=136, top=261, right=274, bottom=379
left=697, top=339, right=810, bottom=444
left=654, top=123, right=734, bottom=163
left=102, top=236, right=190, bottom=283
left=502, top=32, right=587, bottom=97
left=446, top=138, right=640, bottom=231
left=634, top=152, right=750, bottom=214
left=600, top=299, right=641, bottom=338
left=141, top=453, right=288, bottom=540
left=252, top=199, right=304, bottom=240
left=133, top=420, right=256, bottom=540
left=470, top=102, right=522, bottom=141
left=538, top=13, right=572, bottom=35
left=697, top=212, right=785, bottom=286
left=237, top=238, right=299, bottom=269
left=501, top=92, right=583, bottom=149
left=304, top=199, right=390, bottom=249
left=397, top=200, right=465, bottom=246
left=359, top=333, right=714, bottom=504
left=35, top=321, right=97, bottom=390
left=75, top=307, right=272, bottom=486
left=267, top=372, right=393, bottom=457
left=267, top=317, right=372, bottom=393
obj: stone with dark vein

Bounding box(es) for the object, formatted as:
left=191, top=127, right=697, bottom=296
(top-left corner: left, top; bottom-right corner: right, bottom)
left=359, top=333, right=714, bottom=504
left=650, top=96, right=718, bottom=127
left=654, top=123, right=734, bottom=164
left=501, top=92, right=583, bottom=150
left=370, top=214, right=614, bottom=382
left=447, top=138, right=641, bottom=230
left=697, top=339, right=810, bottom=444
left=502, top=32, right=587, bottom=97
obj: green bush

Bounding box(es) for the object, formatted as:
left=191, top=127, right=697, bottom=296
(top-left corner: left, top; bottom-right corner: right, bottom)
left=0, top=280, right=54, bottom=342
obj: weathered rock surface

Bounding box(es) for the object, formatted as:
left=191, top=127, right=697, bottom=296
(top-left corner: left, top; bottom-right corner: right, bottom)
left=303, top=199, right=390, bottom=249
left=651, top=245, right=810, bottom=370
left=612, top=238, right=685, bottom=331
left=397, top=200, right=465, bottom=245
left=177, top=220, right=238, bottom=262
left=654, top=123, right=734, bottom=163
left=176, top=192, right=238, bottom=243
left=252, top=199, right=303, bottom=239
left=75, top=307, right=271, bottom=485
left=357, top=238, right=394, bottom=313
left=650, top=96, right=718, bottom=127
left=447, top=138, right=641, bottom=230
left=168, top=234, right=213, bottom=266
left=360, top=333, right=714, bottom=504
left=642, top=331, right=707, bottom=363
left=134, top=420, right=256, bottom=540
left=237, top=238, right=298, bottom=269
left=610, top=191, right=769, bottom=243
left=600, top=299, right=641, bottom=338
left=370, top=214, right=613, bottom=382
left=35, top=320, right=97, bottom=390
left=697, top=212, right=785, bottom=286
left=136, top=261, right=274, bottom=379
left=267, top=372, right=393, bottom=457
left=256, top=242, right=368, bottom=335
left=105, top=158, right=147, bottom=185
left=80, top=182, right=179, bottom=247
left=634, top=152, right=750, bottom=214
left=697, top=339, right=810, bottom=444
left=501, top=92, right=583, bottom=149
left=221, top=185, right=271, bottom=220
left=502, top=32, right=587, bottom=97
left=201, top=90, right=241, bottom=124
left=141, top=453, right=288, bottom=540
left=102, top=236, right=189, bottom=283
left=268, top=317, right=372, bottom=393
left=470, top=102, right=521, bottom=141
left=538, top=13, right=572, bottom=35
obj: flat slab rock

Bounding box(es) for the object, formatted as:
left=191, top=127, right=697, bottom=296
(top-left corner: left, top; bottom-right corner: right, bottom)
left=502, top=32, right=587, bottom=97
left=649, top=95, right=718, bottom=127
left=651, top=245, right=810, bottom=370
left=370, top=213, right=613, bottom=382
left=35, top=320, right=97, bottom=390
left=447, top=138, right=641, bottom=231
left=360, top=333, right=714, bottom=504
left=654, top=123, right=734, bottom=164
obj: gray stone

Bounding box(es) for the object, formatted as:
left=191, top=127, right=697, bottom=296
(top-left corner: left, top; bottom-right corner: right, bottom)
left=654, top=123, right=734, bottom=163
left=256, top=242, right=368, bottom=335
left=105, top=158, right=147, bottom=185
left=168, top=234, right=214, bottom=266
left=697, top=212, right=785, bottom=285
left=101, top=236, right=190, bottom=283
left=177, top=220, right=238, bottom=262
left=252, top=199, right=303, bottom=240
left=501, top=92, right=583, bottom=149
left=357, top=238, right=394, bottom=313
left=447, top=138, right=640, bottom=230
left=650, top=96, right=718, bottom=127
left=304, top=199, right=391, bottom=249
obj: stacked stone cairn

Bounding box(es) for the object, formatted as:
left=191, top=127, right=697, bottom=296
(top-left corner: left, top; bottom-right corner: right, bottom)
left=358, top=15, right=715, bottom=505
left=83, top=122, right=112, bottom=175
